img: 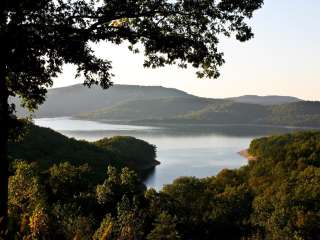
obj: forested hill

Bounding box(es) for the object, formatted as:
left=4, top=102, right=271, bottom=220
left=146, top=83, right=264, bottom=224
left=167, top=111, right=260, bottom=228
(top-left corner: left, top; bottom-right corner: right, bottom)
left=136, top=100, right=320, bottom=127
left=14, top=84, right=320, bottom=128
left=82, top=99, right=320, bottom=127
left=8, top=124, right=158, bottom=183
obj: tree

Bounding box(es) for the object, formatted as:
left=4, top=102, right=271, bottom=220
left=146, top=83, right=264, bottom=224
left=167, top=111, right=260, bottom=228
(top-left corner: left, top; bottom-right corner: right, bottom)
left=0, top=0, right=263, bottom=232
left=96, top=166, right=141, bottom=210
left=147, top=211, right=181, bottom=240
left=48, top=162, right=91, bottom=201
left=8, top=161, right=48, bottom=238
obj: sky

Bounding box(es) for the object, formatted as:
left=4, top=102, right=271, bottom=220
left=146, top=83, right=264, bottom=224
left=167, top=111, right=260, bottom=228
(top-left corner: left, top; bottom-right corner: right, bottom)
left=53, top=0, right=320, bottom=100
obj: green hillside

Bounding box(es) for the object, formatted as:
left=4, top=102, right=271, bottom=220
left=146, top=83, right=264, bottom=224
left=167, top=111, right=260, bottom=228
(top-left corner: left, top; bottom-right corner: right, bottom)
left=129, top=100, right=320, bottom=127
left=78, top=97, right=215, bottom=121
left=264, top=101, right=320, bottom=126
left=171, top=101, right=268, bottom=124
left=249, top=131, right=320, bottom=163
left=8, top=124, right=158, bottom=182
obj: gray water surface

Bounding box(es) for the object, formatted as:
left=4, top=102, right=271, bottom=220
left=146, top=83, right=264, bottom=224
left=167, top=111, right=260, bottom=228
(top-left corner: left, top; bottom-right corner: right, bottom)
left=34, top=118, right=302, bottom=190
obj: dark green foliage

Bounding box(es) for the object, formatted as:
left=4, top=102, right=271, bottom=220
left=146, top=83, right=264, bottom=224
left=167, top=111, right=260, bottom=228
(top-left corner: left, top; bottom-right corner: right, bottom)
left=159, top=175, right=253, bottom=239
left=147, top=212, right=181, bottom=240
left=80, top=166, right=147, bottom=239
left=8, top=124, right=158, bottom=183
left=51, top=202, right=95, bottom=239
left=8, top=130, right=320, bottom=239
left=48, top=162, right=92, bottom=200
left=95, top=166, right=143, bottom=212
left=8, top=124, right=118, bottom=182
left=95, top=136, right=158, bottom=170
left=247, top=131, right=320, bottom=239
left=249, top=131, right=320, bottom=167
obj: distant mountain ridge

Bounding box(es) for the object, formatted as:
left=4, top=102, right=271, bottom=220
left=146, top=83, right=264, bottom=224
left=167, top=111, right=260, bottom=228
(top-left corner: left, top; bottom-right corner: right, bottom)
left=136, top=100, right=320, bottom=127
left=14, top=84, right=195, bottom=117
left=229, top=95, right=301, bottom=105
left=14, top=84, right=320, bottom=128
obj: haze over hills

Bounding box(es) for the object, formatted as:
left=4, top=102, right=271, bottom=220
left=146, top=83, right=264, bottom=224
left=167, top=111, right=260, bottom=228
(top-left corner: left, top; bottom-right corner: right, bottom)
left=14, top=84, right=320, bottom=127
left=14, top=84, right=195, bottom=117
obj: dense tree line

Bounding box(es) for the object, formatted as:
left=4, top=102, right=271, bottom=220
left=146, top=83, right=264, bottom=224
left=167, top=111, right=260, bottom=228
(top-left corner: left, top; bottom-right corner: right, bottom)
left=7, top=131, right=320, bottom=239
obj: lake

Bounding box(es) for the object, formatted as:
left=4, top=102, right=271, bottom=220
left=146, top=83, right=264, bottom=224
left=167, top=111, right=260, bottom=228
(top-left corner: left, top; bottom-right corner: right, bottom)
left=34, top=118, right=304, bottom=190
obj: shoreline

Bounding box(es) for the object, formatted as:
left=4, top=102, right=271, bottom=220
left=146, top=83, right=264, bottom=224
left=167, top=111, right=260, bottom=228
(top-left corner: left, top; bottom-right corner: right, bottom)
left=71, top=117, right=320, bottom=130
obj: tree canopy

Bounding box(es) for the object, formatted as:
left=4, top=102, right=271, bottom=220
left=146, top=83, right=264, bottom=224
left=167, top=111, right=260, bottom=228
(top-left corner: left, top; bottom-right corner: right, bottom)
left=2, top=0, right=263, bottom=111
left=7, top=131, right=320, bottom=239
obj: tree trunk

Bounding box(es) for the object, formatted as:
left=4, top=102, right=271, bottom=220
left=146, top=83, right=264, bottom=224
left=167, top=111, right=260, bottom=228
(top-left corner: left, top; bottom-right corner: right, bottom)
left=0, top=71, right=9, bottom=236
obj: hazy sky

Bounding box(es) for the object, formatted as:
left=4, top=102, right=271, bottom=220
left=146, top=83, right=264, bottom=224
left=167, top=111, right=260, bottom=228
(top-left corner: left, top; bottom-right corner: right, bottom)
left=53, top=0, right=320, bottom=100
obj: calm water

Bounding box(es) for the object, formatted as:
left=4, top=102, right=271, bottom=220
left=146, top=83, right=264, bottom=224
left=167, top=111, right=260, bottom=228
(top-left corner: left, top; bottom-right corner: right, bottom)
left=34, top=118, right=304, bottom=190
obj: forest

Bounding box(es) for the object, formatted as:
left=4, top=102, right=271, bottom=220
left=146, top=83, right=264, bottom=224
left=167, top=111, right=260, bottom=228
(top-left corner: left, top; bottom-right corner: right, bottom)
left=7, top=125, right=320, bottom=239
